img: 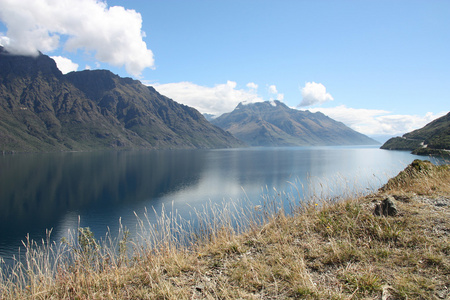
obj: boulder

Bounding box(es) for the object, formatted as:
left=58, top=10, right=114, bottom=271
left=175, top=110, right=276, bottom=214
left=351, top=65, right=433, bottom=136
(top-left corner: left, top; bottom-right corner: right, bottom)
left=374, top=196, right=398, bottom=216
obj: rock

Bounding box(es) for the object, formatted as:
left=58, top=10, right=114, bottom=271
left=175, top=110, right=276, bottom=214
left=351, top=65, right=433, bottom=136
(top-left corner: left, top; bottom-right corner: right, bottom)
left=381, top=284, right=395, bottom=300
left=195, top=284, right=204, bottom=292
left=374, top=196, right=398, bottom=216
left=436, top=288, right=448, bottom=299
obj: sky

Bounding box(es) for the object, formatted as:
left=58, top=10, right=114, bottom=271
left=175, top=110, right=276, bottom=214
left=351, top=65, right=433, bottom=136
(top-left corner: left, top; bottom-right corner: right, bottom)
left=0, top=0, right=448, bottom=141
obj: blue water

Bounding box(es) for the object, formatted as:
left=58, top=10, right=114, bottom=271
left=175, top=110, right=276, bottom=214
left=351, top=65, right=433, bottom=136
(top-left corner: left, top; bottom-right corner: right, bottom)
left=0, top=146, right=423, bottom=261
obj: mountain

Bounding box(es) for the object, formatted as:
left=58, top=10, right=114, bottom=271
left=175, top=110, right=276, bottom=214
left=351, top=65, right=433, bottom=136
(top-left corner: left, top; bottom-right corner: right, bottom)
left=210, top=101, right=379, bottom=146
left=0, top=47, right=244, bottom=152
left=381, top=112, right=450, bottom=156
left=202, top=113, right=216, bottom=122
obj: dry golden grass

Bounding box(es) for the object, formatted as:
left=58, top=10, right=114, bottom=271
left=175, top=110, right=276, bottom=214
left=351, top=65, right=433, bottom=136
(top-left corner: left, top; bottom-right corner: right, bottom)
left=1, top=159, right=449, bottom=299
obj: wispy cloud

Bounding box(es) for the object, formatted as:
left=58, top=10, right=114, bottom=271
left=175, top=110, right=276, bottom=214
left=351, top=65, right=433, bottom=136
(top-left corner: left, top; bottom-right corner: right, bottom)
left=153, top=81, right=264, bottom=116
left=308, top=105, right=446, bottom=136
left=299, top=82, right=334, bottom=107
left=0, top=0, right=153, bottom=76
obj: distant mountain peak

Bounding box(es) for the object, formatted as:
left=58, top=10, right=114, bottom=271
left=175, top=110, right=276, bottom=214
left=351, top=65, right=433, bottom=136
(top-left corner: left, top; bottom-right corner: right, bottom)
left=235, top=100, right=289, bottom=112
left=269, top=100, right=281, bottom=107
left=211, top=101, right=378, bottom=147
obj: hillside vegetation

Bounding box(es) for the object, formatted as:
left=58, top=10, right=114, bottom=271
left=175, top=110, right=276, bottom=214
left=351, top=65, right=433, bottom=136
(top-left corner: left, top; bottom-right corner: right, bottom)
left=1, top=159, right=449, bottom=299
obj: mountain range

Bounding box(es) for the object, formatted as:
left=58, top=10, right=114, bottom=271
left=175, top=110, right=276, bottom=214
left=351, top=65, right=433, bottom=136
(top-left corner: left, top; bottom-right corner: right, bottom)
left=210, top=101, right=378, bottom=146
left=0, top=47, right=244, bottom=152
left=0, top=47, right=382, bottom=152
left=381, top=112, right=450, bottom=156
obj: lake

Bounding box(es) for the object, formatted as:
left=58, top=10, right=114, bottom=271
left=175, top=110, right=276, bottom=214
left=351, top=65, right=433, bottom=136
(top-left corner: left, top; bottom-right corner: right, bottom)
left=0, top=146, right=424, bottom=262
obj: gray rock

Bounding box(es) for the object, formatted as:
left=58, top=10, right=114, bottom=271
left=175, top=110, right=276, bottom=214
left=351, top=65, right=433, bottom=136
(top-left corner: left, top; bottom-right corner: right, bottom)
left=374, top=196, right=398, bottom=216
left=195, top=284, right=204, bottom=292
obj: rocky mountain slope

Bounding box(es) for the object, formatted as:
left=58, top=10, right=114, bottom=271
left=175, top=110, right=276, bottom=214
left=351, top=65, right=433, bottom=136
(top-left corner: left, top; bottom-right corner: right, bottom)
left=211, top=101, right=378, bottom=146
left=0, top=47, right=244, bottom=152
left=381, top=112, right=450, bottom=156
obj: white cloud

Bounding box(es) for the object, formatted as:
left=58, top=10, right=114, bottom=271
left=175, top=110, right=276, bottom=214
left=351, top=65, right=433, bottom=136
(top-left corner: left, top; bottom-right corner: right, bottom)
left=246, top=82, right=258, bottom=90
left=308, top=105, right=446, bottom=136
left=268, top=85, right=278, bottom=94
left=153, top=81, right=264, bottom=116
left=299, top=82, right=334, bottom=107
left=51, top=56, right=78, bottom=74
left=0, top=0, right=154, bottom=77
left=0, top=35, right=10, bottom=47
left=268, top=84, right=284, bottom=101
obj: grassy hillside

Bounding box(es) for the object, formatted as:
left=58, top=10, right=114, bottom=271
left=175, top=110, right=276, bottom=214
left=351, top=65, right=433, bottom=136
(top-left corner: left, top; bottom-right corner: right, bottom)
left=405, top=112, right=450, bottom=150
left=1, top=160, right=449, bottom=299
left=381, top=112, right=450, bottom=157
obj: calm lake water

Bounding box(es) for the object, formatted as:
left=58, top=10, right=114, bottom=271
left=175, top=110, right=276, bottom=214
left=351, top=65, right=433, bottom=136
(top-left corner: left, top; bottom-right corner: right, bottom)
left=0, top=146, right=424, bottom=262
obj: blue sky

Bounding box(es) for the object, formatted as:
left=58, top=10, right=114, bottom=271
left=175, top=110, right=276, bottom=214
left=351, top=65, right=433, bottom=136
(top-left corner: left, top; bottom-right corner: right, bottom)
left=0, top=0, right=448, bottom=140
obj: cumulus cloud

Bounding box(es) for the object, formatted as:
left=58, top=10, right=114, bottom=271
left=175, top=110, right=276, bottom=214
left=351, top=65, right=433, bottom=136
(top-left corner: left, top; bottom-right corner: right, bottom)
left=246, top=82, right=258, bottom=90
left=299, top=82, right=334, bottom=107
left=0, top=0, right=154, bottom=76
left=308, top=105, right=446, bottom=136
left=153, top=81, right=264, bottom=116
left=268, top=85, right=278, bottom=94
left=268, top=84, right=284, bottom=101
left=51, top=56, right=78, bottom=74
